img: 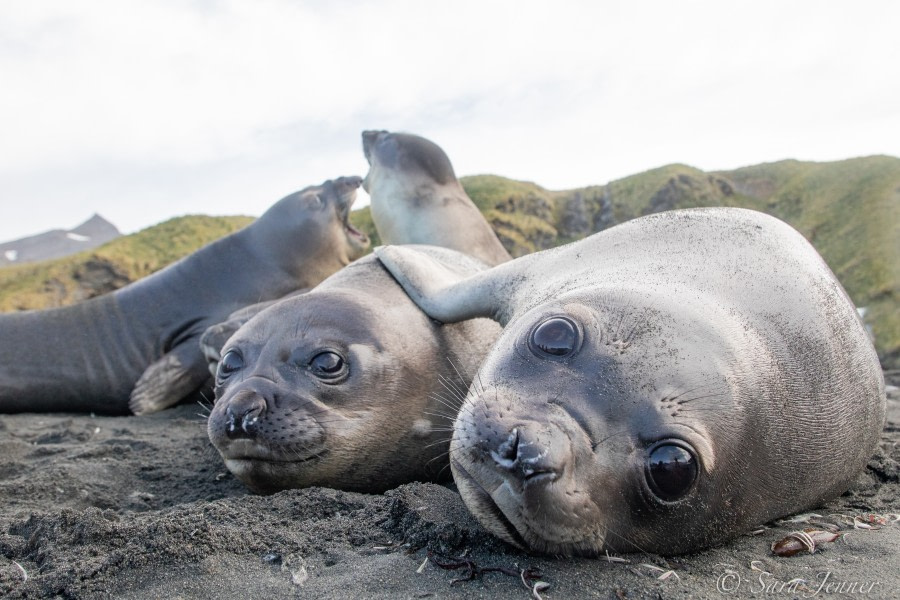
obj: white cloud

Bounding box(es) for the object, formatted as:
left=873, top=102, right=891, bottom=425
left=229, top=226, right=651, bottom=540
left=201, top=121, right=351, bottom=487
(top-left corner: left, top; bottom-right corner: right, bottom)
left=0, top=0, right=898, bottom=241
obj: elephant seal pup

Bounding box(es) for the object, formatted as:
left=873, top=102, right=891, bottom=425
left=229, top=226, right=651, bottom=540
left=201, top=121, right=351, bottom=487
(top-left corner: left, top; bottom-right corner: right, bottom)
left=362, top=129, right=511, bottom=266
left=0, top=176, right=369, bottom=415
left=376, top=207, right=886, bottom=555
left=207, top=247, right=501, bottom=493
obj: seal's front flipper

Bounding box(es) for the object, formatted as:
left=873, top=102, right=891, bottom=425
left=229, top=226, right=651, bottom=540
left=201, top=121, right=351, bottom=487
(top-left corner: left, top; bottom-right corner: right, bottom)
left=130, top=341, right=210, bottom=415
left=200, top=321, right=238, bottom=377
left=375, top=245, right=515, bottom=325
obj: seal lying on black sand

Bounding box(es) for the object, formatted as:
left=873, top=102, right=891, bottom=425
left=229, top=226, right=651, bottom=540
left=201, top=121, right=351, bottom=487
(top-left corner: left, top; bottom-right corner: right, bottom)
left=362, top=129, right=511, bottom=266
left=376, top=207, right=886, bottom=555
left=207, top=247, right=501, bottom=493
left=0, top=176, right=369, bottom=415
left=200, top=129, right=512, bottom=372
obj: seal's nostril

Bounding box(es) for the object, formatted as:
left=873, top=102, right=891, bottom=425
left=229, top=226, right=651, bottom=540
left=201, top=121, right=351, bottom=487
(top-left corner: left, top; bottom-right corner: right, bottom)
left=224, top=393, right=267, bottom=439
left=490, top=428, right=519, bottom=468
left=488, top=425, right=561, bottom=484
left=495, top=428, right=519, bottom=462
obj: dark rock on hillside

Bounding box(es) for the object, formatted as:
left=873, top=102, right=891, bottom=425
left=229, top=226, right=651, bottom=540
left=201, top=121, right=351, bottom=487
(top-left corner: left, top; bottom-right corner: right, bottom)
left=644, top=174, right=735, bottom=215
left=457, top=156, right=900, bottom=368
left=0, top=214, right=120, bottom=267
left=559, top=192, right=593, bottom=237
left=492, top=190, right=554, bottom=220
left=72, top=257, right=133, bottom=300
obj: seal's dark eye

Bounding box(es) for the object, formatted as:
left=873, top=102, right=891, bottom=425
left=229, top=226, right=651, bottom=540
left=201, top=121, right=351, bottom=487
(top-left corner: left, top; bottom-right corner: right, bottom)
left=217, top=350, right=243, bottom=379
left=645, top=442, right=698, bottom=502
left=309, top=351, right=347, bottom=381
left=529, top=317, right=579, bottom=358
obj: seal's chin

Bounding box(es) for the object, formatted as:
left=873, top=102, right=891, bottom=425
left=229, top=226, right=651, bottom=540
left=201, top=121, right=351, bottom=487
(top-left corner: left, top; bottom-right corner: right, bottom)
left=451, top=458, right=528, bottom=550
left=452, top=454, right=609, bottom=556
left=223, top=450, right=329, bottom=482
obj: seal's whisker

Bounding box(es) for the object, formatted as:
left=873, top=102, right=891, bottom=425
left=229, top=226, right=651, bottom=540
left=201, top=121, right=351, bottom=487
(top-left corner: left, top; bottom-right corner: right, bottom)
left=625, top=310, right=650, bottom=344
left=441, top=364, right=470, bottom=399
left=432, top=390, right=465, bottom=404
left=436, top=378, right=467, bottom=405
left=424, top=436, right=453, bottom=451
left=473, top=371, right=488, bottom=397
left=425, top=447, right=452, bottom=463
left=426, top=428, right=457, bottom=435
left=438, top=372, right=468, bottom=400
left=446, top=356, right=473, bottom=391
left=452, top=393, right=480, bottom=423
left=446, top=438, right=469, bottom=459
left=429, top=390, right=465, bottom=412
left=423, top=410, right=459, bottom=423
left=666, top=383, right=728, bottom=403
left=612, top=296, right=635, bottom=341
left=601, top=523, right=655, bottom=557
left=675, top=392, right=727, bottom=405
left=434, top=460, right=454, bottom=479
left=429, top=399, right=462, bottom=419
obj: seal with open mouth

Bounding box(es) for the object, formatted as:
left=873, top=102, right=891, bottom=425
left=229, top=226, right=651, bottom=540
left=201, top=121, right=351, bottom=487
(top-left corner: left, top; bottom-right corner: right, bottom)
left=0, top=176, right=369, bottom=415
left=376, top=207, right=885, bottom=555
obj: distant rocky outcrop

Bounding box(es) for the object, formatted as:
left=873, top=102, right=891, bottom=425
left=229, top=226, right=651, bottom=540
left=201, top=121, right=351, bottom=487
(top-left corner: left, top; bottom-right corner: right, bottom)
left=0, top=214, right=121, bottom=267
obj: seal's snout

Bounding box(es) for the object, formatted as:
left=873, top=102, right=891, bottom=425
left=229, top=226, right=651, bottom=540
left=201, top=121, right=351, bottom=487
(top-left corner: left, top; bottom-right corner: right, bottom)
left=490, top=425, right=562, bottom=484
left=361, top=130, right=388, bottom=161
left=224, top=390, right=267, bottom=439
left=334, top=175, right=363, bottom=190
left=330, top=175, right=363, bottom=202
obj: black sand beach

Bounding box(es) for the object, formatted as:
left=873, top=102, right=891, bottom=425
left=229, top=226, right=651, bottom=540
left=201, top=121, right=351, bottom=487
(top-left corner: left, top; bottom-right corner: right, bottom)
left=1, top=373, right=897, bottom=599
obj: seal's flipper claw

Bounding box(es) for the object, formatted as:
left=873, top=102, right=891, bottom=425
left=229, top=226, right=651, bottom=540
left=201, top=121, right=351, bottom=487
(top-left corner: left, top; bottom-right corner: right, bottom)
left=129, top=342, right=210, bottom=415
left=200, top=321, right=240, bottom=377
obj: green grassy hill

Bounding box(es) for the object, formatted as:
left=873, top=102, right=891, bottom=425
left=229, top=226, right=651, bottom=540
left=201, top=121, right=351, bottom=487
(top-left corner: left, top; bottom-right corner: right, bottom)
left=352, top=156, right=899, bottom=366
left=0, top=215, right=253, bottom=311
left=3, top=156, right=897, bottom=366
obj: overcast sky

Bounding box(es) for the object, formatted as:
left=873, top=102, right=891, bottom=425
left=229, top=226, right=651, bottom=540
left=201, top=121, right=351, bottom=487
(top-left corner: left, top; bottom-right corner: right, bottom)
left=1, top=0, right=898, bottom=243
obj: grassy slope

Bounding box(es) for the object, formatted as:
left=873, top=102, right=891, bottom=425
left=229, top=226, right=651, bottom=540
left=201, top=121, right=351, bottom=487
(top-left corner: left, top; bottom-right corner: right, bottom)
left=459, top=157, right=899, bottom=366
left=2, top=157, right=896, bottom=365
left=724, top=157, right=900, bottom=365
left=0, top=215, right=253, bottom=311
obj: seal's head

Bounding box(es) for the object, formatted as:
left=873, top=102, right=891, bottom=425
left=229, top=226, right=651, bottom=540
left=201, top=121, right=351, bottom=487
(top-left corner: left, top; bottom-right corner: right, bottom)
left=361, top=130, right=511, bottom=266
left=207, top=251, right=500, bottom=494
left=362, top=129, right=458, bottom=190
left=448, top=288, right=748, bottom=556
left=253, top=176, right=370, bottom=279
left=375, top=242, right=752, bottom=554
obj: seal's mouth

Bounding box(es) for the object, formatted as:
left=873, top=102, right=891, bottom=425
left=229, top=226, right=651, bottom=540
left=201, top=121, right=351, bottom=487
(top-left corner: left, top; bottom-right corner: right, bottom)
left=452, top=458, right=529, bottom=550
left=335, top=181, right=369, bottom=247
left=224, top=449, right=329, bottom=467
left=343, top=212, right=368, bottom=244
left=216, top=437, right=330, bottom=466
